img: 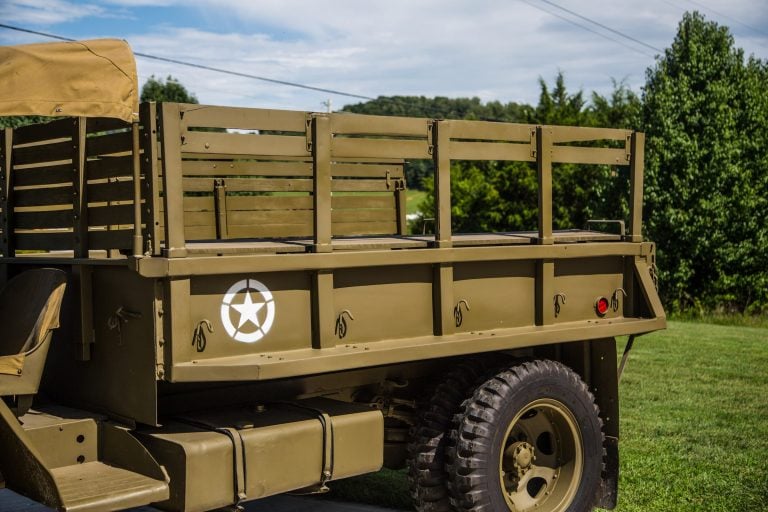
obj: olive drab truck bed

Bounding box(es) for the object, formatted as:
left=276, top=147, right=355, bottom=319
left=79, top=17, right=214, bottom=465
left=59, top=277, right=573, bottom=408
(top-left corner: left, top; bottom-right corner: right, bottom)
left=0, top=38, right=664, bottom=512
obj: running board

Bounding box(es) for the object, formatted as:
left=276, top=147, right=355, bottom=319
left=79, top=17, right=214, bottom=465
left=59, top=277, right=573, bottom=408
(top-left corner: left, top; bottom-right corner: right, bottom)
left=0, top=401, right=169, bottom=511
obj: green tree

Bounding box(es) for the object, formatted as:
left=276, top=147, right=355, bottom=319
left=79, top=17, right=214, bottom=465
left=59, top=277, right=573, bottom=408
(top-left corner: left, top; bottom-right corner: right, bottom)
left=642, top=11, right=768, bottom=313
left=140, top=75, right=199, bottom=103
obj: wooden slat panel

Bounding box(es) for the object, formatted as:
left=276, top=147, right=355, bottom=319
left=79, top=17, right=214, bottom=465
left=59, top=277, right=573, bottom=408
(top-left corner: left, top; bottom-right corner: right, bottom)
left=551, top=146, right=628, bottom=165
left=331, top=162, right=404, bottom=178
left=227, top=195, right=312, bottom=211
left=182, top=160, right=313, bottom=177
left=332, top=195, right=395, bottom=209
left=183, top=132, right=309, bottom=158
left=184, top=177, right=313, bottom=193
left=87, top=180, right=135, bottom=202
left=180, top=105, right=308, bottom=132
left=13, top=164, right=72, bottom=187
left=228, top=210, right=313, bottom=225
left=88, top=229, right=133, bottom=250
left=87, top=118, right=131, bottom=134
left=332, top=209, right=394, bottom=223
left=184, top=224, right=218, bottom=240
left=183, top=211, right=215, bottom=226
left=332, top=138, right=430, bottom=159
left=227, top=223, right=312, bottom=239
left=331, top=179, right=392, bottom=192
left=87, top=155, right=133, bottom=180
left=551, top=126, right=631, bottom=143
left=86, top=131, right=133, bottom=156
left=89, top=204, right=134, bottom=226
left=13, top=140, right=72, bottom=166
left=14, top=209, right=72, bottom=229
left=13, top=119, right=73, bottom=145
left=333, top=221, right=397, bottom=236
left=331, top=114, right=429, bottom=137
left=448, top=141, right=534, bottom=162
left=14, top=186, right=74, bottom=207
left=183, top=196, right=215, bottom=211
left=446, top=120, right=534, bottom=142
left=14, top=231, right=73, bottom=250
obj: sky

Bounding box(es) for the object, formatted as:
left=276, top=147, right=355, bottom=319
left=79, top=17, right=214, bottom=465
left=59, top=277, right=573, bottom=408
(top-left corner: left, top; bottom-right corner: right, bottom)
left=1, top=0, right=766, bottom=112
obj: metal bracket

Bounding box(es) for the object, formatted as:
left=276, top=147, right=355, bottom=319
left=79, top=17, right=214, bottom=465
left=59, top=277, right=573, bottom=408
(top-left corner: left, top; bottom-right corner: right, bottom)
left=305, top=116, right=314, bottom=152
left=611, top=288, right=627, bottom=312
left=454, top=299, right=470, bottom=327
left=554, top=293, right=567, bottom=318
left=427, top=121, right=434, bottom=156
left=530, top=128, right=537, bottom=159
left=335, top=310, right=354, bottom=339
left=192, top=319, right=213, bottom=353
left=586, top=219, right=625, bottom=236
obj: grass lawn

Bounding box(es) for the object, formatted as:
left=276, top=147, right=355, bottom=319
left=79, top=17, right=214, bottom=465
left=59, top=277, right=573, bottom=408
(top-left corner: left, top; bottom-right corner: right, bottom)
left=405, top=189, right=427, bottom=216
left=325, top=321, right=768, bottom=511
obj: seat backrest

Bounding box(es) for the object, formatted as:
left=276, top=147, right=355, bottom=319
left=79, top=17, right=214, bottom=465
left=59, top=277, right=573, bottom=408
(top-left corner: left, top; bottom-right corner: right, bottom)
left=0, top=269, right=67, bottom=357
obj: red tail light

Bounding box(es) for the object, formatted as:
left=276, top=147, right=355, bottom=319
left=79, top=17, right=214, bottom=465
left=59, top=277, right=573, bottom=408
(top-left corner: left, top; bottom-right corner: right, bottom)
left=595, top=297, right=610, bottom=316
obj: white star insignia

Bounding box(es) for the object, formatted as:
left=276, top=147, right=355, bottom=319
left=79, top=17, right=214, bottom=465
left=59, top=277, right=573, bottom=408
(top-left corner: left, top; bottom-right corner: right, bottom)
left=231, top=290, right=266, bottom=330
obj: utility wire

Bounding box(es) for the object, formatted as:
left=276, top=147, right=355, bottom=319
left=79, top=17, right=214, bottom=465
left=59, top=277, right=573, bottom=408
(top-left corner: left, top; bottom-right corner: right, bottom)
left=536, top=0, right=663, bottom=53
left=0, top=22, right=376, bottom=101
left=519, top=0, right=656, bottom=58
left=683, top=0, right=768, bottom=39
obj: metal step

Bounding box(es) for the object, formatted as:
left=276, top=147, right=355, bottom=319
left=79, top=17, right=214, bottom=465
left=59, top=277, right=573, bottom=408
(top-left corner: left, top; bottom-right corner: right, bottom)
left=51, top=462, right=167, bottom=512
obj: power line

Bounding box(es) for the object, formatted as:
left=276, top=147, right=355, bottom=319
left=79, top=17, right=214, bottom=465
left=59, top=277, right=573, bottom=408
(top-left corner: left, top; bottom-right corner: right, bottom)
left=683, top=0, right=768, bottom=39
left=519, top=0, right=656, bottom=58
left=536, top=0, right=663, bottom=53
left=0, top=22, right=376, bottom=101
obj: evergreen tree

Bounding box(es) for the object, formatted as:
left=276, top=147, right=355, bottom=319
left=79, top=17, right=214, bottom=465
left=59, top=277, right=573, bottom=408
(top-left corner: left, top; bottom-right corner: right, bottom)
left=642, top=12, right=768, bottom=312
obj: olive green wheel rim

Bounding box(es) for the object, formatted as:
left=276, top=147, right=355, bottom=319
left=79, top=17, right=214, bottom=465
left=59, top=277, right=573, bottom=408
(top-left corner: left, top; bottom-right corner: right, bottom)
left=498, top=398, right=583, bottom=512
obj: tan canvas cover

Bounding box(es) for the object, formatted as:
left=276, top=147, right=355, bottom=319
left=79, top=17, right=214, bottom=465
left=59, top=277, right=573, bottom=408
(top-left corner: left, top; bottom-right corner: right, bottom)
left=0, top=38, right=139, bottom=122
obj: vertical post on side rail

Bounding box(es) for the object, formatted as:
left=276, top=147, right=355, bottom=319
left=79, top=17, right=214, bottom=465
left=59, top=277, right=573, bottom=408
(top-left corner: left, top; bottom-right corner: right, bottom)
left=73, top=117, right=93, bottom=360
left=312, top=115, right=332, bottom=253
left=140, top=102, right=161, bottom=256
left=132, top=122, right=143, bottom=256
left=311, top=270, right=335, bottom=349
left=433, top=120, right=452, bottom=248
left=159, top=103, right=187, bottom=257
left=0, top=128, right=13, bottom=262
left=628, top=132, right=644, bottom=243
left=536, top=126, right=553, bottom=245
left=535, top=126, right=555, bottom=326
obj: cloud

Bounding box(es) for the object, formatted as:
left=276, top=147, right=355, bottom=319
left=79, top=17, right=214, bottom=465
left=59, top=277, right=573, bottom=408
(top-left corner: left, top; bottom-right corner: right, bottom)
left=2, top=0, right=766, bottom=111
left=0, top=0, right=107, bottom=25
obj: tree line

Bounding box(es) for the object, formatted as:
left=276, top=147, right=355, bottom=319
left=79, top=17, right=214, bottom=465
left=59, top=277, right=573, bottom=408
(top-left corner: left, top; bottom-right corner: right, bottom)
left=343, top=13, right=768, bottom=316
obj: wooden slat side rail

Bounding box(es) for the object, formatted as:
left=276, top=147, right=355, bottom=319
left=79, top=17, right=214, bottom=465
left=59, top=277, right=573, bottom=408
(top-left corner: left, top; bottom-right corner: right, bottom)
left=86, top=117, right=131, bottom=134
left=331, top=114, right=430, bottom=137
left=551, top=146, right=629, bottom=166
left=87, top=156, right=134, bottom=181
left=14, top=232, right=73, bottom=250
left=179, top=104, right=308, bottom=132
left=446, top=120, right=535, bottom=142
left=12, top=140, right=73, bottom=166
left=13, top=164, right=72, bottom=187
left=86, top=130, right=133, bottom=157
left=12, top=118, right=72, bottom=145
left=182, top=160, right=314, bottom=177
left=332, top=138, right=430, bottom=160
left=550, top=126, right=632, bottom=143
left=183, top=132, right=310, bottom=158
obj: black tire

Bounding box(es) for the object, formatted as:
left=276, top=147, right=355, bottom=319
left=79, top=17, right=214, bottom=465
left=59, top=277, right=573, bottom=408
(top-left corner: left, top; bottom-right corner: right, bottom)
left=446, top=360, right=604, bottom=512
left=406, top=358, right=497, bottom=512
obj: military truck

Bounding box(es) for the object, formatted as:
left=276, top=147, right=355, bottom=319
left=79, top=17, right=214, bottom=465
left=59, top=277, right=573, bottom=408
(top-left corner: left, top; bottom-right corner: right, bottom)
left=0, top=39, right=664, bottom=512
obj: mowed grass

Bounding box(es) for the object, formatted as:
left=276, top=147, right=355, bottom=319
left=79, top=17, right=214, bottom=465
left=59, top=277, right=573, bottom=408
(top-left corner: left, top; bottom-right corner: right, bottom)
left=325, top=321, right=768, bottom=511
left=406, top=189, right=427, bottom=215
